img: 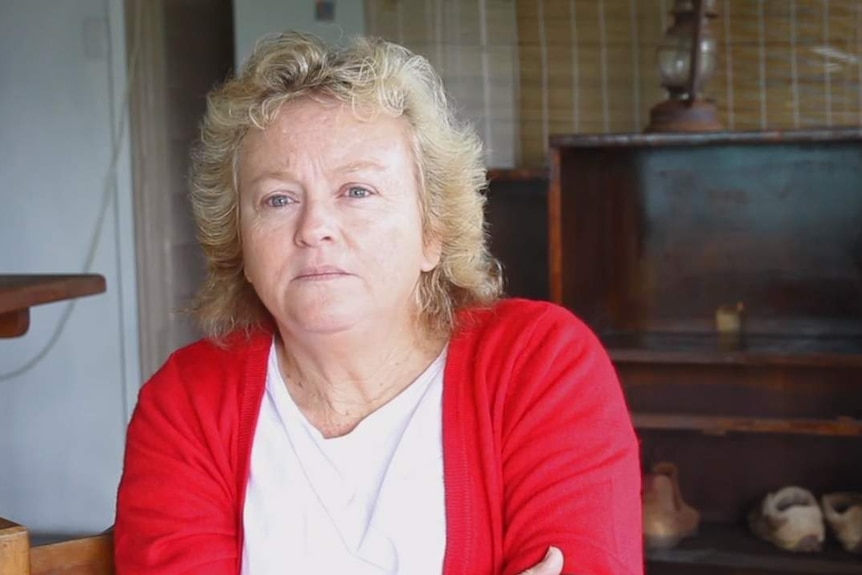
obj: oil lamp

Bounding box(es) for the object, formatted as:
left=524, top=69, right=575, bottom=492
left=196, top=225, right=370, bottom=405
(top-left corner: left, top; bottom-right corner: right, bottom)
left=646, top=0, right=722, bottom=132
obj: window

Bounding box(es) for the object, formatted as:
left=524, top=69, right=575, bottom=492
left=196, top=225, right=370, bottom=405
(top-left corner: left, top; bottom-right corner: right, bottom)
left=367, top=0, right=862, bottom=167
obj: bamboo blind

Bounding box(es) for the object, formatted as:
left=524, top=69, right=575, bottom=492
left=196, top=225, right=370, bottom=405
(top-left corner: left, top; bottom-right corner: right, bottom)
left=366, top=0, right=862, bottom=168
left=366, top=0, right=520, bottom=167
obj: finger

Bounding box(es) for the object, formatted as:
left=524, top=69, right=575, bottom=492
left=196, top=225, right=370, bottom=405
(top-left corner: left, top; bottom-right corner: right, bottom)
left=518, top=546, right=564, bottom=575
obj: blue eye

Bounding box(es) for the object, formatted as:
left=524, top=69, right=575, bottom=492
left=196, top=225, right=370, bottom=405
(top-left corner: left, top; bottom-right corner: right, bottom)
left=346, top=186, right=371, bottom=199
left=266, top=194, right=293, bottom=208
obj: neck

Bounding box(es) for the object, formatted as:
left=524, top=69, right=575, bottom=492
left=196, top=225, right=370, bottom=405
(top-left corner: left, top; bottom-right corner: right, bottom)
left=275, top=318, right=445, bottom=438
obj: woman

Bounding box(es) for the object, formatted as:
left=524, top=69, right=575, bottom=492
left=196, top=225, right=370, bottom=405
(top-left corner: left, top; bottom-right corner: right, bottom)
left=114, top=32, right=642, bottom=575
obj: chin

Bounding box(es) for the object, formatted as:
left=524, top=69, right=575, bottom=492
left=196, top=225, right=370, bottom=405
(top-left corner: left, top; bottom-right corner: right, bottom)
left=284, top=305, right=365, bottom=335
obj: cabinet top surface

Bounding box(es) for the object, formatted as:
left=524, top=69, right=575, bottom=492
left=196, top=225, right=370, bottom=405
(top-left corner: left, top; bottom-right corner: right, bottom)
left=550, top=127, right=862, bottom=149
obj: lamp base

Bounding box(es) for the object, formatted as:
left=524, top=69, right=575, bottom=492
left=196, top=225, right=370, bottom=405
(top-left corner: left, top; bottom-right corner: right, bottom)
left=645, top=99, right=722, bottom=133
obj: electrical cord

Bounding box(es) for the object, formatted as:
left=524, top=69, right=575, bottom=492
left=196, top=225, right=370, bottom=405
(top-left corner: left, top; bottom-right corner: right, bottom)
left=0, top=0, right=142, bottom=382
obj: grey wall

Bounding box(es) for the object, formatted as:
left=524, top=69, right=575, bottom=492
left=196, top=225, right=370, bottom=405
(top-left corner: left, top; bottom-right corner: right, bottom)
left=0, top=0, right=138, bottom=534
left=234, top=0, right=366, bottom=67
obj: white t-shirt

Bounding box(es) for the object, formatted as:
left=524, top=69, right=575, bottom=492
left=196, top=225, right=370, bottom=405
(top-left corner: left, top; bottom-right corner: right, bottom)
left=241, top=341, right=447, bottom=575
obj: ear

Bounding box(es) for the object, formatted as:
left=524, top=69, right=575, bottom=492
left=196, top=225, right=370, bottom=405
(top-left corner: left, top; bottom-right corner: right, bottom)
left=421, top=234, right=443, bottom=272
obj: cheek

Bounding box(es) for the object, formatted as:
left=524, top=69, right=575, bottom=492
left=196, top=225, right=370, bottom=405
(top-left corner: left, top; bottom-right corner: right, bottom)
left=365, top=220, right=433, bottom=276
left=240, top=238, right=263, bottom=285
left=240, top=220, right=279, bottom=285
left=242, top=212, right=305, bottom=285
left=238, top=220, right=253, bottom=282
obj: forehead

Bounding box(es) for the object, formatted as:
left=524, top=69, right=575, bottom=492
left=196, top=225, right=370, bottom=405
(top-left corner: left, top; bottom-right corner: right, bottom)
left=239, top=97, right=416, bottom=172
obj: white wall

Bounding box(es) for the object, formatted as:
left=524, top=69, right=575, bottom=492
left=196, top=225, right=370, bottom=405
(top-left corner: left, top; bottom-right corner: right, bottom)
left=234, top=0, right=366, bottom=67
left=0, top=0, right=138, bottom=535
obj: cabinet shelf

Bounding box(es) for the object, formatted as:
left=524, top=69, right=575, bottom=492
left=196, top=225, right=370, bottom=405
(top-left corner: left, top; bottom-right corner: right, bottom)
left=647, top=522, right=862, bottom=574
left=600, top=332, right=862, bottom=367
left=633, top=413, right=862, bottom=437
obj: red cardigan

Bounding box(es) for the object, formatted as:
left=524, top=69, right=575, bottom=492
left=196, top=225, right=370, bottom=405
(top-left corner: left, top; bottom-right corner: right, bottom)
left=115, top=299, right=642, bottom=574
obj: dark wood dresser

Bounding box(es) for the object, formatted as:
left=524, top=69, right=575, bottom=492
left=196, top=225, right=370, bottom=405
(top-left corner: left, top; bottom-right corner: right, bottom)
left=545, top=128, right=862, bottom=574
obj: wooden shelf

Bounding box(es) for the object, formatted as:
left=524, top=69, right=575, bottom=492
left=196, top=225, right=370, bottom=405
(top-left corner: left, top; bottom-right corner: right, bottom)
left=647, top=522, right=862, bottom=574
left=634, top=413, right=862, bottom=437
left=600, top=332, right=862, bottom=367
left=0, top=274, right=106, bottom=338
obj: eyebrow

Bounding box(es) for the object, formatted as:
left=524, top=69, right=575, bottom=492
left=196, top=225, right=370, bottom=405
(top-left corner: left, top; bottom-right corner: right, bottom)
left=243, top=170, right=298, bottom=192
left=334, top=160, right=387, bottom=174
left=242, top=160, right=389, bottom=192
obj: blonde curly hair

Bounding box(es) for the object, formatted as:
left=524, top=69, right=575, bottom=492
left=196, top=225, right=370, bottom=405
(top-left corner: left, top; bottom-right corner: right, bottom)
left=190, top=31, right=501, bottom=341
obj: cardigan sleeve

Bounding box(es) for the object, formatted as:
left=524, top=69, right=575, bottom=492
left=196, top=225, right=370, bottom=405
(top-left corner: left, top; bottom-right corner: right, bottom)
left=498, top=306, right=643, bottom=575
left=114, top=355, right=239, bottom=575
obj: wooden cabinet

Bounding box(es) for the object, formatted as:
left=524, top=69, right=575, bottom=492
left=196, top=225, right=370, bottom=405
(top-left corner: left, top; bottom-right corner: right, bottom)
left=485, top=169, right=550, bottom=301
left=548, top=129, right=862, bottom=574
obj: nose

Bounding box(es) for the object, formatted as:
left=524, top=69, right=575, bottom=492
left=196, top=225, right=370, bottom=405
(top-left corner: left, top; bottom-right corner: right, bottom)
left=294, top=196, right=336, bottom=247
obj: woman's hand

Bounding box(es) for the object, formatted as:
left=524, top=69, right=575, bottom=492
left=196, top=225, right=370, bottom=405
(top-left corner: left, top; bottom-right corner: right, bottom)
left=517, top=546, right=564, bottom=575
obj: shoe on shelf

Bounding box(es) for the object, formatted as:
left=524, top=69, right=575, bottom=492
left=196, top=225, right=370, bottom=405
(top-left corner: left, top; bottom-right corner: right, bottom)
left=642, top=461, right=701, bottom=550
left=822, top=492, right=862, bottom=553
left=748, top=486, right=824, bottom=552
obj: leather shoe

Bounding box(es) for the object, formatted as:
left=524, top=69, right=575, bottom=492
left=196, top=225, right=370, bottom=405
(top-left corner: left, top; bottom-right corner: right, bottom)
left=822, top=492, right=862, bottom=553
left=748, top=486, right=824, bottom=552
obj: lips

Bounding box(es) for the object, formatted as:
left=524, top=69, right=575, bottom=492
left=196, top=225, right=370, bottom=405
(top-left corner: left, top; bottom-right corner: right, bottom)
left=294, top=265, right=350, bottom=281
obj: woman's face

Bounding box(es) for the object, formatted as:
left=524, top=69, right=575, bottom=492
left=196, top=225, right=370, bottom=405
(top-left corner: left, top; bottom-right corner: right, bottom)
left=237, top=98, right=441, bottom=337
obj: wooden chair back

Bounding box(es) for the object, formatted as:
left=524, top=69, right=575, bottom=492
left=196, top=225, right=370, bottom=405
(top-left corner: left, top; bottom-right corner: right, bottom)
left=0, top=517, right=113, bottom=575
left=1, top=517, right=29, bottom=574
